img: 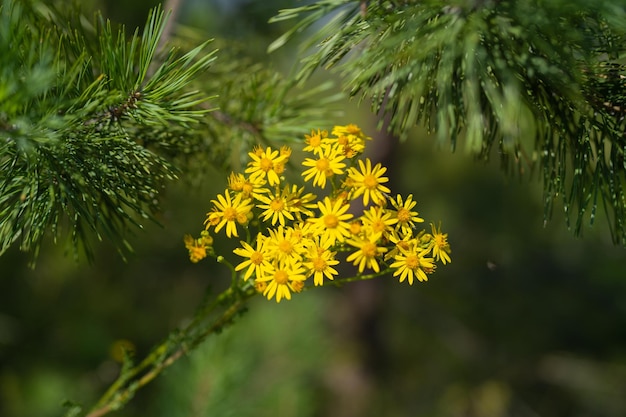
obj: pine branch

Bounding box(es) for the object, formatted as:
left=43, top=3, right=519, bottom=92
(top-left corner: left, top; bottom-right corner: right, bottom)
left=270, top=0, right=626, bottom=244
left=170, top=29, right=345, bottom=174
left=0, top=1, right=216, bottom=263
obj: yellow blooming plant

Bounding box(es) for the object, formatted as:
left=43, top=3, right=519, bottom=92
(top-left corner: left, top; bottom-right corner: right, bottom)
left=99, top=125, right=451, bottom=417
left=185, top=125, right=452, bottom=302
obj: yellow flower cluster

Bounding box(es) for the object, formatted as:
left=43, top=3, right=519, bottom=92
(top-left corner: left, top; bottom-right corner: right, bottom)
left=185, top=124, right=451, bottom=302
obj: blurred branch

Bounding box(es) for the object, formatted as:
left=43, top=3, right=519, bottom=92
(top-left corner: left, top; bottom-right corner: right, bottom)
left=82, top=285, right=257, bottom=417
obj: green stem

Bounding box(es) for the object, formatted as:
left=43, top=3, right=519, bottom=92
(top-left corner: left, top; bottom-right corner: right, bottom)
left=85, top=285, right=256, bottom=417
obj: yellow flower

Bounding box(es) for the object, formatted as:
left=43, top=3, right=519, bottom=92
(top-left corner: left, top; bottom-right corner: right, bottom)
left=327, top=124, right=371, bottom=157
left=233, top=234, right=271, bottom=280
left=390, top=194, right=424, bottom=233
left=256, top=262, right=307, bottom=303
left=206, top=190, right=253, bottom=238
left=255, top=187, right=296, bottom=226
left=183, top=233, right=212, bottom=263
left=285, top=185, right=317, bottom=221
left=266, top=226, right=307, bottom=264
left=384, top=228, right=417, bottom=261
left=347, top=158, right=391, bottom=206
left=428, top=222, right=452, bottom=264
left=309, top=197, right=354, bottom=245
left=361, top=205, right=397, bottom=237
left=245, top=146, right=287, bottom=186
left=302, top=145, right=346, bottom=188
left=331, top=124, right=369, bottom=139
left=303, top=236, right=340, bottom=286
left=349, top=220, right=363, bottom=236
left=390, top=248, right=434, bottom=284
left=303, top=129, right=328, bottom=155
left=280, top=145, right=292, bottom=158
left=228, top=172, right=269, bottom=199
left=290, top=221, right=314, bottom=243
left=346, top=232, right=388, bottom=273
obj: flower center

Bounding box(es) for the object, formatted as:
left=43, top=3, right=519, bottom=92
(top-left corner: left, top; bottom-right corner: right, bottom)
left=274, top=270, right=289, bottom=285
left=250, top=251, right=264, bottom=265
left=405, top=254, right=419, bottom=269
left=242, top=182, right=254, bottom=195
left=316, top=158, right=330, bottom=171
left=362, top=242, right=377, bottom=258
left=260, top=157, right=273, bottom=172
left=223, top=207, right=237, bottom=221
left=350, top=221, right=362, bottom=235
left=324, top=214, right=339, bottom=228
left=312, top=257, right=327, bottom=272
left=363, top=174, right=378, bottom=189
left=371, top=220, right=386, bottom=233
left=270, top=198, right=285, bottom=212
left=397, top=208, right=411, bottom=222
left=307, top=135, right=322, bottom=147
left=396, top=240, right=410, bottom=251
left=343, top=145, right=356, bottom=158
left=278, top=240, right=293, bottom=254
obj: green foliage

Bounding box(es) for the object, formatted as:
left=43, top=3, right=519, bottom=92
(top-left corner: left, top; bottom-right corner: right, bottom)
left=269, top=0, right=626, bottom=244
left=169, top=26, right=344, bottom=175
left=0, top=1, right=216, bottom=262
left=0, top=1, right=344, bottom=263
left=151, top=295, right=330, bottom=417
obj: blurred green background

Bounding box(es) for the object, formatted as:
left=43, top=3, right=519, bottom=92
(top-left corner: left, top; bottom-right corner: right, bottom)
left=2, top=1, right=626, bottom=416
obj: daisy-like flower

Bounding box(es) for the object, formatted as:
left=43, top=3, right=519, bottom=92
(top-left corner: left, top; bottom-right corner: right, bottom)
left=428, top=222, right=452, bottom=264
left=301, top=145, right=346, bottom=188
left=384, top=228, right=417, bottom=261
left=285, top=185, right=317, bottom=220
left=349, top=220, right=363, bottom=237
left=303, top=129, right=328, bottom=155
left=233, top=234, right=271, bottom=280
left=255, top=187, right=296, bottom=226
left=290, top=221, right=314, bottom=243
left=205, top=190, right=253, bottom=238
left=327, top=134, right=365, bottom=158
left=361, top=205, right=398, bottom=237
left=309, top=197, right=354, bottom=245
left=183, top=232, right=213, bottom=263
left=245, top=146, right=287, bottom=186
left=327, top=124, right=371, bottom=158
left=228, top=172, right=269, bottom=200
left=266, top=226, right=307, bottom=264
left=390, top=194, right=424, bottom=233
left=257, top=261, right=307, bottom=303
left=346, top=232, right=388, bottom=273
left=303, top=236, right=340, bottom=286
left=274, top=146, right=292, bottom=177
left=347, top=158, right=391, bottom=206
left=331, top=124, right=369, bottom=139
left=390, top=248, right=435, bottom=284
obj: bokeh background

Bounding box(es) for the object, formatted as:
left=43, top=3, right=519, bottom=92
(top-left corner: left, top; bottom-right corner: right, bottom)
left=2, top=1, right=626, bottom=416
